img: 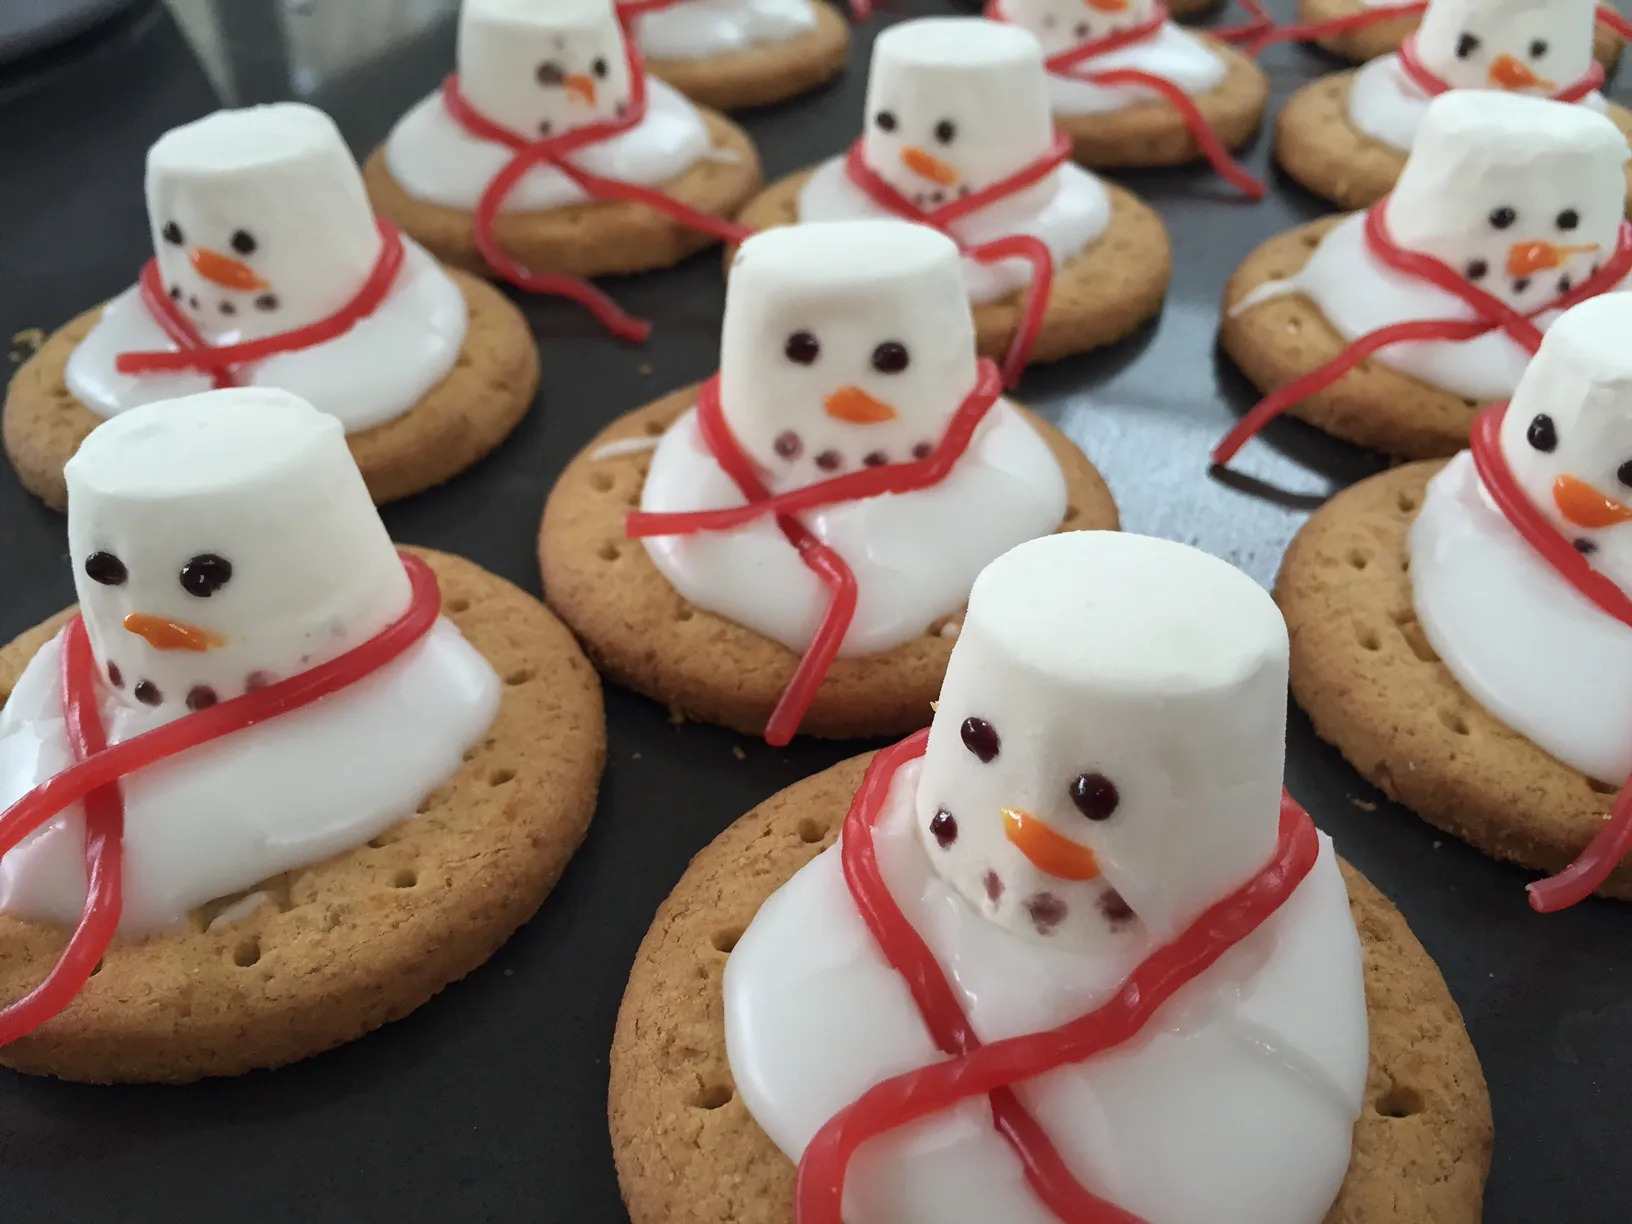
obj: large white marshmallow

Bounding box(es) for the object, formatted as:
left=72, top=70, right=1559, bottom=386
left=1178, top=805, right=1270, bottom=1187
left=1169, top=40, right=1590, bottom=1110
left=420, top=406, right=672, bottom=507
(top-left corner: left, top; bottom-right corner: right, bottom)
left=457, top=0, right=636, bottom=141
left=719, top=221, right=979, bottom=488
left=1001, top=0, right=1162, bottom=56
left=65, top=388, right=412, bottom=720
left=1387, top=91, right=1627, bottom=313
left=1414, top=0, right=1596, bottom=92
left=914, top=531, right=1288, bottom=949
left=146, top=103, right=383, bottom=344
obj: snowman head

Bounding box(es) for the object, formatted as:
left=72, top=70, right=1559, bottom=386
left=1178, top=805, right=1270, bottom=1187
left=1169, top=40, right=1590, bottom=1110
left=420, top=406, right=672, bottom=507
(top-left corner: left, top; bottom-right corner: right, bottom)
left=915, top=531, right=1288, bottom=951
left=1500, top=292, right=1632, bottom=590
left=1000, top=0, right=1164, bottom=55
left=65, top=388, right=412, bottom=720
left=862, top=18, right=1057, bottom=215
left=145, top=103, right=382, bottom=345
left=1414, top=0, right=1596, bottom=92
left=1387, top=92, right=1627, bottom=313
left=457, top=0, right=634, bottom=141
left=719, top=221, right=979, bottom=490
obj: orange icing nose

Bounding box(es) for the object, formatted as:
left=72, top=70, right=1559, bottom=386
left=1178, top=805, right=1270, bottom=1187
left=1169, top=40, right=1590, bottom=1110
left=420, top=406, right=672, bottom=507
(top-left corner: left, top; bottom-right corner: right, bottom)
left=1506, top=240, right=1600, bottom=277
left=122, top=613, right=224, bottom=653
left=1553, top=475, right=1632, bottom=528
left=1488, top=53, right=1552, bottom=91
left=900, top=146, right=960, bottom=187
left=824, top=386, right=899, bottom=424
left=564, top=73, right=597, bottom=106
left=1086, top=0, right=1131, bottom=11
left=188, top=248, right=267, bottom=292
left=1003, top=808, right=1101, bottom=881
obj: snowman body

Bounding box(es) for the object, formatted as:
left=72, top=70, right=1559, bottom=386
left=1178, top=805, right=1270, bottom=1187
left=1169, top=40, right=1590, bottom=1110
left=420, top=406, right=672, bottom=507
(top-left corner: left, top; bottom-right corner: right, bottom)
left=632, top=0, right=817, bottom=61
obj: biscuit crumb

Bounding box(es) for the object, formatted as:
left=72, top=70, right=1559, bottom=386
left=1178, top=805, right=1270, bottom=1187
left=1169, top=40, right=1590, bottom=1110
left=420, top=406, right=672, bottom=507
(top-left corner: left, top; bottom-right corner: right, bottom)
left=1351, top=797, right=1377, bottom=812
left=9, top=328, right=44, bottom=365
left=732, top=745, right=747, bottom=761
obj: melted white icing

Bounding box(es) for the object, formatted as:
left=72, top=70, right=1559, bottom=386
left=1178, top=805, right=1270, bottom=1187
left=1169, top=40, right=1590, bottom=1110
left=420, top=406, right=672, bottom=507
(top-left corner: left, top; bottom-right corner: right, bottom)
left=637, top=401, right=1067, bottom=655
left=383, top=77, right=711, bottom=212
left=1046, top=25, right=1228, bottom=116
left=0, top=617, right=500, bottom=935
left=635, top=0, right=817, bottom=60
left=797, top=159, right=1111, bottom=305
left=725, top=756, right=1369, bottom=1224
left=1411, top=451, right=1632, bottom=782
left=64, top=240, right=467, bottom=433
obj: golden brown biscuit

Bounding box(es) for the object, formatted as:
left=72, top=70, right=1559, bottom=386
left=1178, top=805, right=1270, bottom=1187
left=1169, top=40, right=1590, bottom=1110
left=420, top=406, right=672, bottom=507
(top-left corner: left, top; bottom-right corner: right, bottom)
left=538, top=387, right=1118, bottom=740
left=608, top=753, right=1494, bottom=1224
left=0, top=548, right=606, bottom=1083
left=1294, top=0, right=1623, bottom=68
left=1219, top=216, right=1487, bottom=458
left=2, top=270, right=539, bottom=513
left=736, top=175, right=1171, bottom=367
left=1168, top=0, right=1221, bottom=15
left=363, top=110, right=763, bottom=280
left=1276, top=461, right=1632, bottom=900
left=643, top=1, right=849, bottom=111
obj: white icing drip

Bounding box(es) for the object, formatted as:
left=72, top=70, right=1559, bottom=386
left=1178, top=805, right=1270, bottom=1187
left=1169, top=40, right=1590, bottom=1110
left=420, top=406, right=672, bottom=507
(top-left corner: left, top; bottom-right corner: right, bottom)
left=634, top=0, right=817, bottom=61
left=0, top=617, right=500, bottom=934
left=797, top=160, right=1111, bottom=305
left=63, top=240, right=467, bottom=433
left=1411, top=451, right=1632, bottom=782
left=1045, top=24, right=1228, bottom=116
left=205, top=891, right=273, bottom=932
left=382, top=77, right=711, bottom=212
left=590, top=435, right=664, bottom=460
left=637, top=401, right=1067, bottom=655
left=724, top=756, right=1369, bottom=1224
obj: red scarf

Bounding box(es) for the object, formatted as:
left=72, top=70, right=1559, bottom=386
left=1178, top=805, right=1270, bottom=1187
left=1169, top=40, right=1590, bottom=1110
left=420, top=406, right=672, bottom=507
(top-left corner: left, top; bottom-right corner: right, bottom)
left=1395, top=32, right=1605, bottom=100
left=793, top=729, right=1321, bottom=1224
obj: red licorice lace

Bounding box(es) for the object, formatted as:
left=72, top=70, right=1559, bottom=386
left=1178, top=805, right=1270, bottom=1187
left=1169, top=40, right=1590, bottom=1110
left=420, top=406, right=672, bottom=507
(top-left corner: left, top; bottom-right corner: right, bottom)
left=625, top=361, right=1003, bottom=745
left=1250, top=2, right=1632, bottom=53
left=793, top=729, right=1321, bottom=1224
left=1395, top=32, right=1605, bottom=100
left=0, top=552, right=442, bottom=1045
left=1213, top=197, right=1632, bottom=464
left=984, top=0, right=1264, bottom=199
left=115, top=218, right=406, bottom=388
left=1466, top=404, right=1632, bottom=911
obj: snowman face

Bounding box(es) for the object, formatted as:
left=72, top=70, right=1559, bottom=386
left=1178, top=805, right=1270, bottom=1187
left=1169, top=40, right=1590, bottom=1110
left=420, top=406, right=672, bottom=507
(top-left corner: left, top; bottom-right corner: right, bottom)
left=862, top=18, right=1056, bottom=212
left=146, top=103, right=382, bottom=344
left=719, top=222, right=979, bottom=489
left=65, top=389, right=411, bottom=719
left=1001, top=0, right=1163, bottom=55
left=457, top=0, right=634, bottom=140
left=1414, top=0, right=1596, bottom=92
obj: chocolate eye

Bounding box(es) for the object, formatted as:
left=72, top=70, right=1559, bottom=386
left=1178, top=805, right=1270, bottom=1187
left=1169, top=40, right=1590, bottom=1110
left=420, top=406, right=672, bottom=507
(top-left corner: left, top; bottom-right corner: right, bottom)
left=1557, top=208, right=1580, bottom=231
left=1619, top=460, right=1632, bottom=487
left=1527, top=413, right=1558, bottom=452
left=875, top=110, right=897, bottom=132
left=1530, top=38, right=1548, bottom=57
left=592, top=56, right=609, bottom=79
left=84, top=551, right=128, bottom=586
left=230, top=229, right=256, bottom=256
left=536, top=60, right=565, bottom=85
left=179, top=553, right=233, bottom=598
left=934, top=119, right=956, bottom=145
left=1489, top=206, right=1517, bottom=229
left=1455, top=32, right=1479, bottom=58
left=161, top=221, right=183, bottom=246
left=871, top=341, right=909, bottom=374
left=785, top=330, right=819, bottom=365
left=960, top=716, right=1000, bottom=762
left=1070, top=772, right=1120, bottom=821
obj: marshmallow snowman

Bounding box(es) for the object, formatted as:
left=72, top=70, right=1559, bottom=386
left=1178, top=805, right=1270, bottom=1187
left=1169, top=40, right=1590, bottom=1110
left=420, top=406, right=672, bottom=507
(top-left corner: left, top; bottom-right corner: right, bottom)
left=458, top=0, right=635, bottom=141
left=1387, top=91, right=1627, bottom=313
left=147, top=103, right=384, bottom=344
left=66, top=387, right=412, bottom=720
left=1414, top=0, right=1596, bottom=92
left=1001, top=0, right=1162, bottom=56
left=719, top=221, right=978, bottom=489
left=861, top=18, right=1058, bottom=216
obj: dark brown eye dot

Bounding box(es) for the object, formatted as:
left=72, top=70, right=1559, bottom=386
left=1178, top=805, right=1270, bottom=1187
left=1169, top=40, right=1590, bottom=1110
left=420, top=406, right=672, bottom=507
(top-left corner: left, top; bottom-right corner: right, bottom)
left=1071, top=772, right=1120, bottom=821
left=1557, top=208, right=1579, bottom=230
left=1527, top=413, right=1558, bottom=452
left=1489, top=206, right=1517, bottom=229
left=180, top=553, right=233, bottom=598
left=1455, top=32, right=1479, bottom=57
left=186, top=685, right=219, bottom=711
left=161, top=221, right=183, bottom=245
left=107, top=663, right=123, bottom=688
left=134, top=680, right=162, bottom=706
left=785, top=330, right=819, bottom=364
left=960, top=716, right=1000, bottom=762
left=934, top=119, right=956, bottom=145
left=929, top=808, right=958, bottom=848
left=592, top=56, right=609, bottom=78
left=773, top=430, right=803, bottom=459
left=84, top=551, right=128, bottom=586
left=1618, top=459, right=1632, bottom=487
left=872, top=341, right=909, bottom=374
left=875, top=110, right=897, bottom=132
left=230, top=230, right=256, bottom=255
left=537, top=60, right=565, bottom=85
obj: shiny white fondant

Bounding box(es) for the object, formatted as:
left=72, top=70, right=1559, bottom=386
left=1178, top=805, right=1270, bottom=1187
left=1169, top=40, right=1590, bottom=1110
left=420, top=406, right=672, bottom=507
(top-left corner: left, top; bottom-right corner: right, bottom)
left=634, top=0, right=817, bottom=60
left=1042, top=25, right=1228, bottom=116
left=1415, top=0, right=1596, bottom=91
left=65, top=239, right=466, bottom=432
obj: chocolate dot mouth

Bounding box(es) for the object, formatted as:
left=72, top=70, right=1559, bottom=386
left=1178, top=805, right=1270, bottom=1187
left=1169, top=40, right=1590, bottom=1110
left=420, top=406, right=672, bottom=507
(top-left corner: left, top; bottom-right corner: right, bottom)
left=1099, top=887, right=1135, bottom=928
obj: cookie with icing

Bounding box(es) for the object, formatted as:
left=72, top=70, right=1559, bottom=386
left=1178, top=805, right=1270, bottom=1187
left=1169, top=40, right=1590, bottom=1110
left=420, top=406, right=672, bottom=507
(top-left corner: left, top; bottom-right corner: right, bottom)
left=609, top=531, right=1492, bottom=1224
left=631, top=0, right=851, bottom=111
left=2, top=102, right=538, bottom=513
left=1219, top=90, right=1632, bottom=462
left=1290, top=0, right=1623, bottom=69
left=540, top=220, right=1116, bottom=744
left=733, top=17, right=1171, bottom=382
left=1278, top=292, right=1632, bottom=907
left=0, top=389, right=604, bottom=1082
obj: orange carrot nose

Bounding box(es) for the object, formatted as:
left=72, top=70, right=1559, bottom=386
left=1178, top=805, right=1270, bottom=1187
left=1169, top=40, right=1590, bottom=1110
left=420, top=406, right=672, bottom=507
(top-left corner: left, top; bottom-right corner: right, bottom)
left=824, top=386, right=899, bottom=424
left=1488, top=53, right=1552, bottom=91
left=1086, top=0, right=1130, bottom=11
left=1003, top=808, right=1101, bottom=881
left=122, top=613, right=224, bottom=653
left=1506, top=240, right=1600, bottom=277
left=564, top=73, right=597, bottom=106
left=1553, top=475, right=1632, bottom=528
left=188, top=248, right=267, bottom=292
left=900, top=146, right=960, bottom=187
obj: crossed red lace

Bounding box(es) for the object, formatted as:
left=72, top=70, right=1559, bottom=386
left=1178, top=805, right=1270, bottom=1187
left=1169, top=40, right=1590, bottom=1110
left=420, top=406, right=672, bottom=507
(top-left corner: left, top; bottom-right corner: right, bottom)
left=792, top=729, right=1320, bottom=1224
left=0, top=552, right=442, bottom=1046
left=1213, top=196, right=1632, bottom=464
left=1248, top=0, right=1632, bottom=53
left=114, top=218, right=406, bottom=389
left=983, top=0, right=1264, bottom=199
left=624, top=361, right=1003, bottom=745
left=1395, top=31, right=1604, bottom=100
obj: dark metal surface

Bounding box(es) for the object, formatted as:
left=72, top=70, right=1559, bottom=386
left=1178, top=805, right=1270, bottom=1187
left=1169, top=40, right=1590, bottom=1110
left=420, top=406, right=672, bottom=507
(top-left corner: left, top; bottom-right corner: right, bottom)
left=0, top=3, right=1626, bottom=1220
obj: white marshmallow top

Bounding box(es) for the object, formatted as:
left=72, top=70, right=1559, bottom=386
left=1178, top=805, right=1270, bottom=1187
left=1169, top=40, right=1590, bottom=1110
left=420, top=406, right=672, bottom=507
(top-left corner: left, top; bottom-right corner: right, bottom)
left=1414, top=0, right=1596, bottom=90
left=1003, top=0, right=1162, bottom=53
